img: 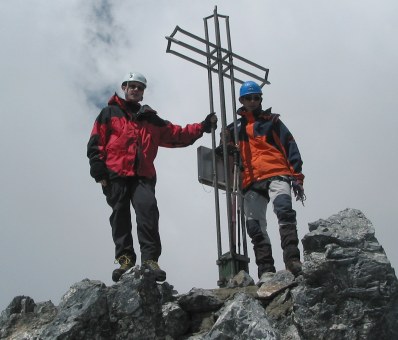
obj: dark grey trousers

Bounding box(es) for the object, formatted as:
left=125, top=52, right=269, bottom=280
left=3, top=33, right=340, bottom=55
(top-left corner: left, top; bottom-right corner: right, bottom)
left=102, top=177, right=161, bottom=263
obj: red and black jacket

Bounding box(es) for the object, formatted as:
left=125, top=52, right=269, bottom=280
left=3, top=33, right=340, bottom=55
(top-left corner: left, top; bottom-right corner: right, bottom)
left=87, top=94, right=205, bottom=182
left=228, top=106, right=304, bottom=189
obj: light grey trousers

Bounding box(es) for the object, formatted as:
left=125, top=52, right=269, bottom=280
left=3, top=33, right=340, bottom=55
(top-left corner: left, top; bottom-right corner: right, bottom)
left=244, top=178, right=296, bottom=243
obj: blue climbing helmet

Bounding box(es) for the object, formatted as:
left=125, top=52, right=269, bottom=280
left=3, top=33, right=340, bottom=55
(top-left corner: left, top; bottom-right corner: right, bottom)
left=239, top=81, right=262, bottom=98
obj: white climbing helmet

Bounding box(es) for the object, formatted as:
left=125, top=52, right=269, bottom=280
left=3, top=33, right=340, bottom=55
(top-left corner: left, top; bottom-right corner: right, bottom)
left=122, top=72, right=147, bottom=88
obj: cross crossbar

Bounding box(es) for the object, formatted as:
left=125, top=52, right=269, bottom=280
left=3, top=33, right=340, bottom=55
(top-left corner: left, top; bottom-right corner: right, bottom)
left=166, top=26, right=270, bottom=87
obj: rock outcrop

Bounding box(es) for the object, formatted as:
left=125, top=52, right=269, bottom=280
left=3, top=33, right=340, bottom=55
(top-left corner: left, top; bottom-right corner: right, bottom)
left=1, top=208, right=397, bottom=339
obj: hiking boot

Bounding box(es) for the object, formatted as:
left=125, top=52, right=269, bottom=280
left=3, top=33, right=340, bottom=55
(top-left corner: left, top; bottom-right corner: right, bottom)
left=142, top=260, right=166, bottom=282
left=285, top=259, right=303, bottom=277
left=112, top=254, right=135, bottom=282
left=258, top=264, right=276, bottom=281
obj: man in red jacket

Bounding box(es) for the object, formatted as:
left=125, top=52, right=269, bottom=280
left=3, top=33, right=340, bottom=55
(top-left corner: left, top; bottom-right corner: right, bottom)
left=87, top=72, right=216, bottom=282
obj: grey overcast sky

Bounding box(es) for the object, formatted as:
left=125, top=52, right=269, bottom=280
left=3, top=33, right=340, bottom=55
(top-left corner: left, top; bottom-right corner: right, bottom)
left=1, top=0, right=397, bottom=311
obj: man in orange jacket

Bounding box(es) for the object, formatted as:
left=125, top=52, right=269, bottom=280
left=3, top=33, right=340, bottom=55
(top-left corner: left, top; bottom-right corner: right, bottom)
left=225, top=81, right=305, bottom=278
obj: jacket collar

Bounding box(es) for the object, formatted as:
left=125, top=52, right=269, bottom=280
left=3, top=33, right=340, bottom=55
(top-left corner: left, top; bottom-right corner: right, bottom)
left=238, top=105, right=272, bottom=118
left=108, top=93, right=157, bottom=117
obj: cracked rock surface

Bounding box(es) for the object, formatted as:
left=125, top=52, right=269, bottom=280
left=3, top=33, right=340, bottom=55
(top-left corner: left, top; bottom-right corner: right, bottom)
left=1, top=208, right=397, bottom=339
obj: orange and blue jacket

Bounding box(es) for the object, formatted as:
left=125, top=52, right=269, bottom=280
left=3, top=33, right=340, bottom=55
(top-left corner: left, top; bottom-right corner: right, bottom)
left=228, top=106, right=304, bottom=189
left=87, top=94, right=204, bottom=182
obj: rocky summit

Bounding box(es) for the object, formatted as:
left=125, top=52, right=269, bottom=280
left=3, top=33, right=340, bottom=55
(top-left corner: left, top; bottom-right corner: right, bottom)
left=1, top=208, right=397, bottom=339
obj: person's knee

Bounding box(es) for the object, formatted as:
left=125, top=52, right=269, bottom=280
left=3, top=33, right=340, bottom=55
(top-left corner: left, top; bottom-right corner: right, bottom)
left=246, top=219, right=263, bottom=239
left=247, top=220, right=271, bottom=246
left=274, top=194, right=296, bottom=224
left=135, top=200, right=157, bottom=213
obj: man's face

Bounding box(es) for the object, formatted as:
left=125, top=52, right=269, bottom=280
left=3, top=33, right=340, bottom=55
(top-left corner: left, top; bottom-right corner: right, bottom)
left=122, top=81, right=145, bottom=102
left=240, top=94, right=262, bottom=111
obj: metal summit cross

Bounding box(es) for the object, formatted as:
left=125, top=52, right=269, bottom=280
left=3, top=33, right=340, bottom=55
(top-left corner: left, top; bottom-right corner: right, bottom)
left=165, top=6, right=270, bottom=287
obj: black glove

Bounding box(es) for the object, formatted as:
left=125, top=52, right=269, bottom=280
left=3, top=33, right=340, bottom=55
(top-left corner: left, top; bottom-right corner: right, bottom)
left=202, top=112, right=217, bottom=133
left=292, top=179, right=306, bottom=205
left=90, top=162, right=109, bottom=182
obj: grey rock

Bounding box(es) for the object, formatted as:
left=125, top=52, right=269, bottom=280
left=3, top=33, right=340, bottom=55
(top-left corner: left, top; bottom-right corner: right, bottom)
left=158, top=281, right=178, bottom=304
left=295, top=208, right=398, bottom=340
left=106, top=268, right=165, bottom=339
left=40, top=279, right=110, bottom=339
left=257, top=270, right=297, bottom=299
left=209, top=285, right=259, bottom=302
left=188, top=311, right=215, bottom=335
left=162, top=302, right=189, bottom=338
left=0, top=298, right=57, bottom=340
left=206, top=292, right=279, bottom=340
left=3, top=296, right=36, bottom=316
left=1, top=209, right=397, bottom=340
left=304, top=208, right=377, bottom=251
left=265, top=287, right=302, bottom=340
left=178, top=288, right=224, bottom=313
left=256, top=271, right=276, bottom=286
left=226, top=270, right=255, bottom=288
